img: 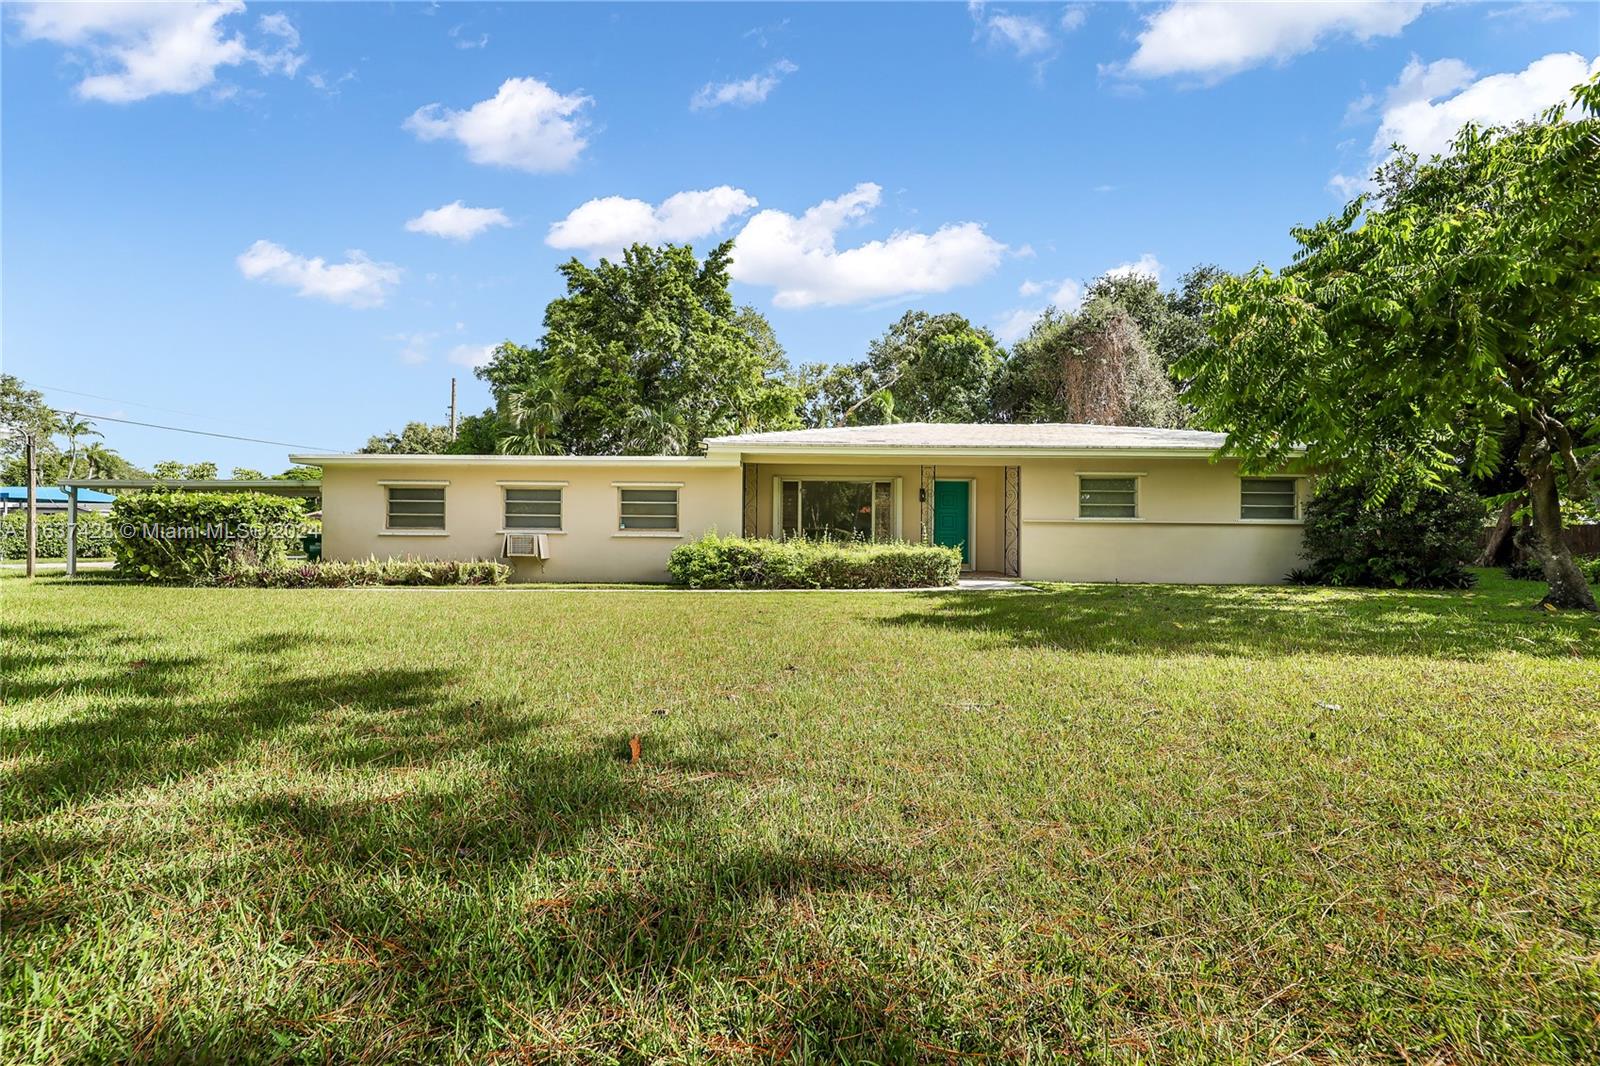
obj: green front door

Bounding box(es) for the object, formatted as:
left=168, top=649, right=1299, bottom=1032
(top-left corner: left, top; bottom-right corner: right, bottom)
left=933, top=480, right=971, bottom=567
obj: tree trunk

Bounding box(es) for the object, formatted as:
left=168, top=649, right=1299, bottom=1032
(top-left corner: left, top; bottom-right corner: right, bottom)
left=1527, top=457, right=1597, bottom=610
left=1475, top=496, right=1520, bottom=567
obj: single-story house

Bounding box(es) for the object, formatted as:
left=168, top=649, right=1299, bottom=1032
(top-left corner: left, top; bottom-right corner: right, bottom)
left=292, top=423, right=1309, bottom=585
left=0, top=486, right=115, bottom=514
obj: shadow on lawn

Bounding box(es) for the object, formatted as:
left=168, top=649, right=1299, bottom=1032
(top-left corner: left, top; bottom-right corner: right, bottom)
left=6, top=616, right=952, bottom=1057
left=881, top=581, right=1597, bottom=660
left=2, top=619, right=539, bottom=821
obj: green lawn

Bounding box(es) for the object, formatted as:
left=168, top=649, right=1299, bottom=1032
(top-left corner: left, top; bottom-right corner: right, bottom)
left=3, top=572, right=1597, bottom=1063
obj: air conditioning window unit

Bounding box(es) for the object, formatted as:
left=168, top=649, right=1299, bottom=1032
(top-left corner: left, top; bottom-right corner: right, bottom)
left=503, top=532, right=549, bottom=559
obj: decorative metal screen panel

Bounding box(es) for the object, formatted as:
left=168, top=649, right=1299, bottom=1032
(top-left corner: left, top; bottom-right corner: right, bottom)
left=919, top=466, right=935, bottom=544
left=1004, top=465, right=1021, bottom=577
left=742, top=464, right=758, bottom=537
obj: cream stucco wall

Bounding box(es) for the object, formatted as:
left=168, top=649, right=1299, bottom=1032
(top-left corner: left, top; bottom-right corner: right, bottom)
left=1015, top=455, right=1307, bottom=583
left=317, top=451, right=1305, bottom=585
left=320, top=460, right=741, bottom=583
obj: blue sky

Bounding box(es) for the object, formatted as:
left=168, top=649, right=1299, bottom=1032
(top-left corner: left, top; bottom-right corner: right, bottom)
left=3, top=1, right=1593, bottom=472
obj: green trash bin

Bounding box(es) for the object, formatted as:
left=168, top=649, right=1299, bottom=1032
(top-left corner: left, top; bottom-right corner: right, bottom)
left=301, top=533, right=322, bottom=561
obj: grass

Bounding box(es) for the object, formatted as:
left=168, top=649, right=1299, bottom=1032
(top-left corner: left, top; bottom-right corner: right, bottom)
left=3, top=570, right=1597, bottom=1063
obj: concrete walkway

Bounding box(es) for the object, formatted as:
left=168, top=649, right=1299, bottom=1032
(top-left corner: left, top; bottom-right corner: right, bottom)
left=956, top=576, right=1038, bottom=591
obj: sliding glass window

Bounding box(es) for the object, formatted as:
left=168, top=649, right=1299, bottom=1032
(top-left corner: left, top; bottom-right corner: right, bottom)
left=779, top=480, right=894, bottom=541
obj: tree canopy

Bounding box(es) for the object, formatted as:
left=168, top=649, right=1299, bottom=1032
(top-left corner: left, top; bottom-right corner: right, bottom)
left=476, top=242, right=800, bottom=455
left=1183, top=78, right=1600, bottom=608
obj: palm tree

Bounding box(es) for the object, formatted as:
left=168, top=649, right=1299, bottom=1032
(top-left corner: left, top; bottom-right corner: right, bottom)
left=495, top=383, right=567, bottom=456
left=80, top=442, right=132, bottom=479
left=57, top=413, right=102, bottom=480
left=618, top=403, right=690, bottom=456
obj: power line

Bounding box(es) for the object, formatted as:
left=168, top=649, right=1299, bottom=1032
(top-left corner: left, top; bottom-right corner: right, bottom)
left=31, top=382, right=214, bottom=421
left=46, top=407, right=337, bottom=452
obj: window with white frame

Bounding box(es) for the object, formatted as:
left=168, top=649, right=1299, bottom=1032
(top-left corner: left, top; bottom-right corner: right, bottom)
left=504, top=487, right=562, bottom=530
left=778, top=479, right=895, bottom=541
left=619, top=487, right=679, bottom=531
left=1078, top=476, right=1137, bottom=519
left=1240, top=478, right=1298, bottom=520
left=385, top=486, right=445, bottom=530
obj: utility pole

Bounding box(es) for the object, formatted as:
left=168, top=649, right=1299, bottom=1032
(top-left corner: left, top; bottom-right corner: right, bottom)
left=449, top=377, right=458, bottom=442
left=24, top=432, right=37, bottom=578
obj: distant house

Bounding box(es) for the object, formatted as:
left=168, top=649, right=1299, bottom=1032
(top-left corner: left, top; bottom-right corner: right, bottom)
left=294, top=424, right=1311, bottom=585
left=0, top=487, right=115, bottom=515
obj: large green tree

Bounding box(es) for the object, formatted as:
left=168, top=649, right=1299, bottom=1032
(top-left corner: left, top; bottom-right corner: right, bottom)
left=1183, top=80, right=1600, bottom=609
left=994, top=297, right=1182, bottom=427
left=794, top=311, right=1001, bottom=427
left=477, top=242, right=800, bottom=454
left=360, top=422, right=455, bottom=455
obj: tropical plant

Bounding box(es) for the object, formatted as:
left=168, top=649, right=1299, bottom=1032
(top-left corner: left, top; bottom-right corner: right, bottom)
left=1184, top=78, right=1600, bottom=609
left=56, top=413, right=102, bottom=480
left=495, top=384, right=567, bottom=455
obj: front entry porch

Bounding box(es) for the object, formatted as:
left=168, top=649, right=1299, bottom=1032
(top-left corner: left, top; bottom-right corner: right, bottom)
left=740, top=461, right=1021, bottom=577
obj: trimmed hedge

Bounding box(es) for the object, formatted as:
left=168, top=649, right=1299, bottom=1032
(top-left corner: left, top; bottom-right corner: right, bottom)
left=111, top=491, right=308, bottom=582
left=669, top=533, right=962, bottom=589
left=1289, top=480, right=1483, bottom=589
left=219, top=558, right=509, bottom=588
left=0, top=512, right=115, bottom=559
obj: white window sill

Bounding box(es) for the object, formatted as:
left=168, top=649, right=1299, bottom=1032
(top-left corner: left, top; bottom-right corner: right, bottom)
left=1238, top=519, right=1305, bottom=525
left=381, top=529, right=448, bottom=536
left=613, top=531, right=682, bottom=539
left=1076, top=517, right=1142, bottom=522
left=497, top=529, right=566, bottom=535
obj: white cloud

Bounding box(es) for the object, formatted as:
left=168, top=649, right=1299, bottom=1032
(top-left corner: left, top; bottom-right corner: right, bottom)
left=405, top=77, right=592, bottom=173
left=996, top=278, right=1086, bottom=341
left=994, top=307, right=1045, bottom=344
left=1370, top=51, right=1597, bottom=161
left=691, top=59, right=797, bottom=110
left=392, top=331, right=438, bottom=365
left=405, top=201, right=512, bottom=242
left=1105, top=253, right=1162, bottom=283
left=236, top=240, right=401, bottom=308
left=307, top=69, right=356, bottom=95
left=546, top=186, right=758, bottom=258
left=1120, top=1, right=1431, bottom=83
left=253, top=11, right=304, bottom=76
left=449, top=24, right=488, bottom=49
left=729, top=183, right=1007, bottom=308
left=1059, top=5, right=1089, bottom=33
left=1332, top=51, right=1598, bottom=196
left=980, top=10, right=1053, bottom=57
left=1486, top=3, right=1572, bottom=24
left=12, top=1, right=305, bottom=102
left=448, top=343, right=496, bottom=369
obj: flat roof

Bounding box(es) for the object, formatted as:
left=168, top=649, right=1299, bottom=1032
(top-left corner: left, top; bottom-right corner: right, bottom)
left=290, top=453, right=737, bottom=467
left=61, top=478, right=321, bottom=495
left=705, top=422, right=1236, bottom=452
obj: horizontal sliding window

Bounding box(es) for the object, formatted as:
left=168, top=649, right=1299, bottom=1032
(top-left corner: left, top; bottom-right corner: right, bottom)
left=1079, top=477, right=1137, bottom=519
left=619, top=487, right=679, bottom=531
left=779, top=479, right=894, bottom=541
left=386, top=486, right=445, bottom=530
left=1241, top=478, right=1298, bottom=520
left=504, top=488, right=561, bottom=530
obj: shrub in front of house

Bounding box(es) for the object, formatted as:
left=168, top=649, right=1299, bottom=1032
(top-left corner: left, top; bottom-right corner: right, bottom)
left=0, top=512, right=115, bottom=559
left=111, top=490, right=308, bottom=582
left=1288, top=479, right=1483, bottom=589
left=669, top=533, right=963, bottom=589
left=219, top=557, right=510, bottom=588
